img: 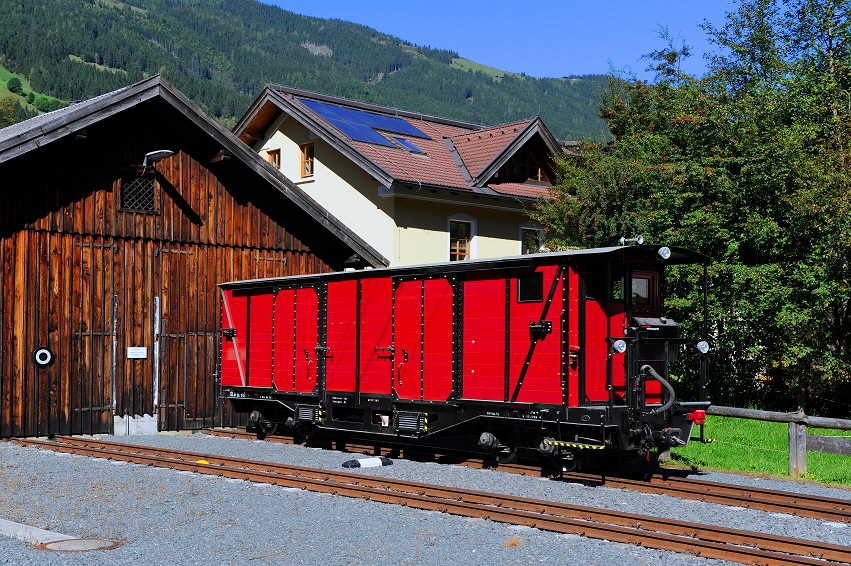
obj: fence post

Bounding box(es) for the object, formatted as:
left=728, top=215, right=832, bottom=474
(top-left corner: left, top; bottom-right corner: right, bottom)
left=788, top=421, right=807, bottom=476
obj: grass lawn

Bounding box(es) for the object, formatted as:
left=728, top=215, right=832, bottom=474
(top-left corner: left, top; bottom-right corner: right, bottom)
left=0, top=64, right=33, bottom=106
left=668, top=415, right=851, bottom=486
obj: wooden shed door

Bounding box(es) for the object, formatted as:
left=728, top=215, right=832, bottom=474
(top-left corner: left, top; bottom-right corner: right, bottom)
left=157, top=248, right=218, bottom=431
left=67, top=240, right=118, bottom=436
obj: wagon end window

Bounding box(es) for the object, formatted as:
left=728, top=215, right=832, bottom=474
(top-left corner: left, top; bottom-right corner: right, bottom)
left=517, top=271, right=544, bottom=302
left=119, top=172, right=158, bottom=213
left=631, top=270, right=659, bottom=313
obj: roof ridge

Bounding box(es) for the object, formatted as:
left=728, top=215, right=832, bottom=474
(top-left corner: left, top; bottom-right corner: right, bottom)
left=448, top=119, right=532, bottom=140
left=268, top=83, right=484, bottom=130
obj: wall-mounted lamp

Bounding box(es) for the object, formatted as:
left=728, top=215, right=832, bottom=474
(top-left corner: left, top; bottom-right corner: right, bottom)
left=142, top=149, right=174, bottom=168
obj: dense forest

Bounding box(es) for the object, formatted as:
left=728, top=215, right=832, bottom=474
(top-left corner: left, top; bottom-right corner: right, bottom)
left=0, top=0, right=608, bottom=139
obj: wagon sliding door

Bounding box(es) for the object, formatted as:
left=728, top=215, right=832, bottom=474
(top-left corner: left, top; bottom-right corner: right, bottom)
left=580, top=262, right=627, bottom=404
left=272, top=287, right=319, bottom=393
left=394, top=278, right=453, bottom=401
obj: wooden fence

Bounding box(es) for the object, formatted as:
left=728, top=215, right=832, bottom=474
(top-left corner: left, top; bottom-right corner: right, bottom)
left=706, top=406, right=851, bottom=476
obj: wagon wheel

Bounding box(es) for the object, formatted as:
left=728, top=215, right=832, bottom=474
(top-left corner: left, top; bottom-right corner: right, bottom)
left=493, top=446, right=519, bottom=465
left=256, top=419, right=278, bottom=440
left=294, top=423, right=317, bottom=443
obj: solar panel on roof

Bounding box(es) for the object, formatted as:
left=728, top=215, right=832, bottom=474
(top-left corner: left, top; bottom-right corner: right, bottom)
left=383, top=116, right=431, bottom=139
left=299, top=98, right=432, bottom=145
left=392, top=137, right=426, bottom=154
left=349, top=109, right=386, bottom=130
left=301, top=99, right=338, bottom=120
left=327, top=118, right=395, bottom=146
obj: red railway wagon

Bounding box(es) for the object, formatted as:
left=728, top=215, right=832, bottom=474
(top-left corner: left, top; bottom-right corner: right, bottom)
left=219, top=244, right=710, bottom=468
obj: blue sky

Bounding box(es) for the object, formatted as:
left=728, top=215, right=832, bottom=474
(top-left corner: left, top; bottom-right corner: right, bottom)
left=260, top=1, right=736, bottom=80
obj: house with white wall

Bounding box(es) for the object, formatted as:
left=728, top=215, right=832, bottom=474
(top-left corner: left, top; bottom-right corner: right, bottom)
left=234, top=85, right=561, bottom=266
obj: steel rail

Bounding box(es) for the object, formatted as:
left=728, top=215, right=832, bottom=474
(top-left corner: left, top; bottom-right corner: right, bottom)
left=202, top=428, right=851, bottom=523
left=13, top=437, right=851, bottom=565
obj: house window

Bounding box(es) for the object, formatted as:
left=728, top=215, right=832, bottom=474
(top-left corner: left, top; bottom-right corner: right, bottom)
left=521, top=227, right=544, bottom=254
left=449, top=220, right=471, bottom=261
left=120, top=173, right=157, bottom=213
left=266, top=149, right=281, bottom=169
left=300, top=142, right=314, bottom=177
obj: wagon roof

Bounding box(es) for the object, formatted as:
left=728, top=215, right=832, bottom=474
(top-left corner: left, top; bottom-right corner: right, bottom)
left=219, top=244, right=710, bottom=289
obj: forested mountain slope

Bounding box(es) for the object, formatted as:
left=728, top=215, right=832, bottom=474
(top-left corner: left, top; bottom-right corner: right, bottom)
left=0, top=0, right=608, bottom=140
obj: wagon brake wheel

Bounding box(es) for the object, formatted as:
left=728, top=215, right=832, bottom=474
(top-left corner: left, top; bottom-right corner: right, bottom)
left=493, top=446, right=519, bottom=465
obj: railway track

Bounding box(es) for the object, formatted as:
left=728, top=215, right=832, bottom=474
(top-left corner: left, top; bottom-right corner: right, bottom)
left=202, top=427, right=851, bottom=524
left=13, top=436, right=851, bottom=565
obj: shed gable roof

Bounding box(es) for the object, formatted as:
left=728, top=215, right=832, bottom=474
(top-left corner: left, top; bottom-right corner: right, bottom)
left=0, top=75, right=387, bottom=268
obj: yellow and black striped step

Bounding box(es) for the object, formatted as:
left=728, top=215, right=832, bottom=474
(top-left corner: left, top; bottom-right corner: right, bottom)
left=543, top=440, right=606, bottom=450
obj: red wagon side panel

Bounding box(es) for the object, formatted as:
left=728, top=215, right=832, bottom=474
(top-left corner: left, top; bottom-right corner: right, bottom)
left=395, top=278, right=455, bottom=402
left=220, top=289, right=247, bottom=387
left=509, top=266, right=563, bottom=404
left=294, top=288, right=319, bottom=393
left=325, top=279, right=358, bottom=393
left=462, top=274, right=506, bottom=401
left=246, top=292, right=274, bottom=388
left=566, top=264, right=580, bottom=407
left=273, top=289, right=296, bottom=392
left=394, top=280, right=423, bottom=400
left=422, top=278, right=453, bottom=402
left=583, top=301, right=626, bottom=403
left=359, top=277, right=393, bottom=395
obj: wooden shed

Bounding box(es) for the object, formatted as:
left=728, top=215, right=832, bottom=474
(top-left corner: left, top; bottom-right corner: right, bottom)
left=0, top=76, right=386, bottom=438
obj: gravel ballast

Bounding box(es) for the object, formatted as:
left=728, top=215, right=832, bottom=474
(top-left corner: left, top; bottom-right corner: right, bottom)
left=1, top=432, right=849, bottom=565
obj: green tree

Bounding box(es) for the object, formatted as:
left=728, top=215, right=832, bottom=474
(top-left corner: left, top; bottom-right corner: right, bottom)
left=0, top=96, right=17, bottom=127
left=6, top=77, right=22, bottom=95
left=534, top=0, right=851, bottom=414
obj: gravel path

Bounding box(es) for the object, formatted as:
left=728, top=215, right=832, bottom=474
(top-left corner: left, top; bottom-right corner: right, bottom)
left=1, top=432, right=849, bottom=565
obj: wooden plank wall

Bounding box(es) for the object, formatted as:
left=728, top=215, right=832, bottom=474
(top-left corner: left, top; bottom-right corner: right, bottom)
left=0, top=115, right=339, bottom=437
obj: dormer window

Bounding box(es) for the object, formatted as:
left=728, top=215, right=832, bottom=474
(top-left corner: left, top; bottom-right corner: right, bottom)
left=495, top=151, right=550, bottom=183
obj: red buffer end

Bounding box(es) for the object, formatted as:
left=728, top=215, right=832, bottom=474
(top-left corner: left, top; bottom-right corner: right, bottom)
left=687, top=410, right=706, bottom=425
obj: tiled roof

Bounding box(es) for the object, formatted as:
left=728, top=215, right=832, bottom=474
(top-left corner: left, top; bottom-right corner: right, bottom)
left=249, top=87, right=562, bottom=201
left=488, top=182, right=553, bottom=199
left=449, top=121, right=529, bottom=180
left=350, top=118, right=474, bottom=189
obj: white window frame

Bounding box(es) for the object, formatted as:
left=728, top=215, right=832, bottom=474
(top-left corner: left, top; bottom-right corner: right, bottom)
left=447, top=213, right=477, bottom=261
left=519, top=223, right=546, bottom=255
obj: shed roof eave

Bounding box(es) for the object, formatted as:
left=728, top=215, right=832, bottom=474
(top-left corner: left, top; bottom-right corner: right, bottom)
left=0, top=75, right=389, bottom=269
